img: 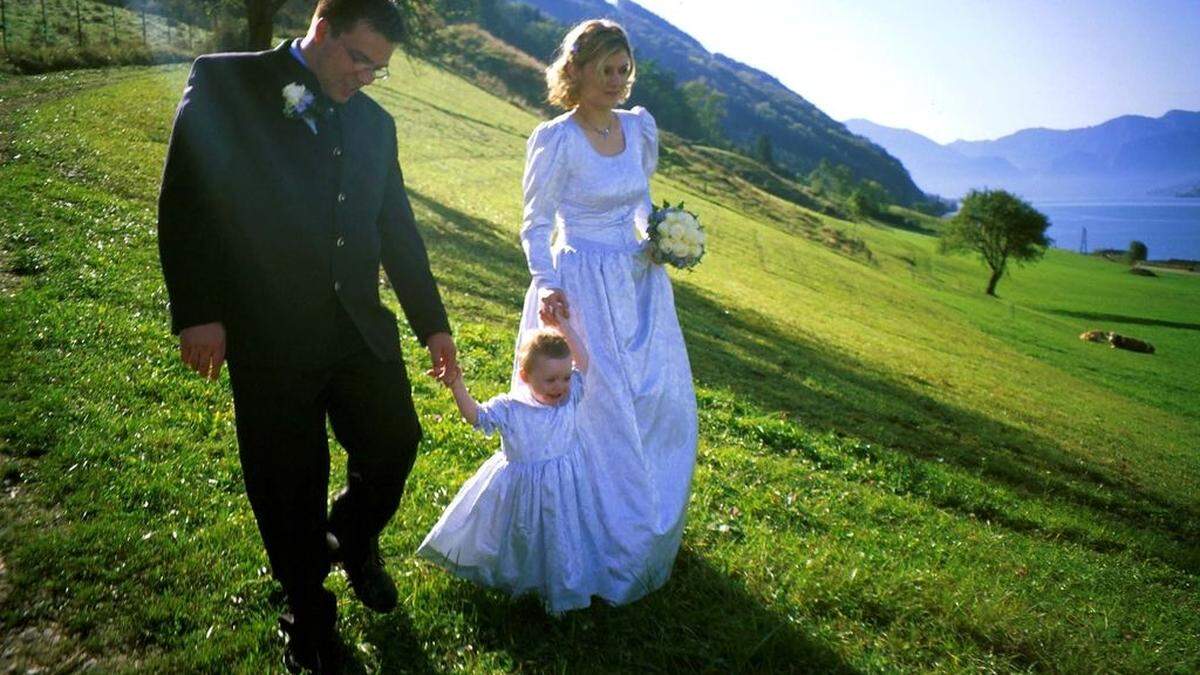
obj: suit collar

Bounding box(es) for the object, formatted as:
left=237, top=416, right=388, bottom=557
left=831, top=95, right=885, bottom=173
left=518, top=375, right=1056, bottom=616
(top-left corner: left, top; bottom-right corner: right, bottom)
left=270, top=39, right=331, bottom=104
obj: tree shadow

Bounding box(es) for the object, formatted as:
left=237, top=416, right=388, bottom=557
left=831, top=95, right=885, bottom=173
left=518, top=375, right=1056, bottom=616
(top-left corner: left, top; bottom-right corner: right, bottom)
left=672, top=282, right=1200, bottom=573
left=453, top=549, right=858, bottom=673
left=1041, top=308, right=1200, bottom=332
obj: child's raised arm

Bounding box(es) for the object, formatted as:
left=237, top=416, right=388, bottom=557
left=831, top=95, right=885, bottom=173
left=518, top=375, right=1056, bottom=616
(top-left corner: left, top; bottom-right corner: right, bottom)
left=542, top=306, right=589, bottom=374
left=439, top=364, right=480, bottom=426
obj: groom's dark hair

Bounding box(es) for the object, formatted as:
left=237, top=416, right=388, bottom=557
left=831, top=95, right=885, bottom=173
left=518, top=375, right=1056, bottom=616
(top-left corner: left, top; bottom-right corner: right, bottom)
left=314, top=0, right=408, bottom=44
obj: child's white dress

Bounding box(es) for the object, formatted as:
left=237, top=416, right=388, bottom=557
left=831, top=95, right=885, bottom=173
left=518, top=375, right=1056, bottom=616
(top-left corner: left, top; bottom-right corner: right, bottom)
left=417, top=370, right=617, bottom=613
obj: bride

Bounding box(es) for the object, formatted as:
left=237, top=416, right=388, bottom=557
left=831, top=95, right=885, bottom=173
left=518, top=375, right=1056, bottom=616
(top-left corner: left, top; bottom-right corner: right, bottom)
left=418, top=18, right=698, bottom=612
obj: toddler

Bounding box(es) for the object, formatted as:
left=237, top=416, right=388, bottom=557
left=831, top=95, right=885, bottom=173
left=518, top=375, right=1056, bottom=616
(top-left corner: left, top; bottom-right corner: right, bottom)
left=416, top=308, right=605, bottom=613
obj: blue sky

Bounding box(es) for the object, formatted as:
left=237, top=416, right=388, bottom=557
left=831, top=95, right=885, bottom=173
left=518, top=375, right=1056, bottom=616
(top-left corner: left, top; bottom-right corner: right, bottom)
left=629, top=0, right=1200, bottom=143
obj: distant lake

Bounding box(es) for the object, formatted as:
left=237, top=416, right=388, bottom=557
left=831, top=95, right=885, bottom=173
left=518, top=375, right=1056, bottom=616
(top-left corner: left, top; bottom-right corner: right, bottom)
left=1033, top=199, right=1200, bottom=261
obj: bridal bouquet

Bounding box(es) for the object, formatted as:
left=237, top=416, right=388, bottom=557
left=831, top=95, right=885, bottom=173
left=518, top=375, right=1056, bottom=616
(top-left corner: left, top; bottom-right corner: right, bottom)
left=647, top=200, right=706, bottom=269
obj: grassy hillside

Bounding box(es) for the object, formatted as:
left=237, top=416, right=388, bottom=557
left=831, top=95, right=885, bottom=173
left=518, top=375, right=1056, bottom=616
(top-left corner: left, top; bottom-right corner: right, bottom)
left=1, top=60, right=1198, bottom=673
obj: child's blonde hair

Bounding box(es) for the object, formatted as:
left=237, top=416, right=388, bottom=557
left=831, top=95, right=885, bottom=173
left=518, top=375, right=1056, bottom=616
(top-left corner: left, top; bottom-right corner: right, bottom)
left=517, top=329, right=571, bottom=374
left=545, top=19, right=636, bottom=110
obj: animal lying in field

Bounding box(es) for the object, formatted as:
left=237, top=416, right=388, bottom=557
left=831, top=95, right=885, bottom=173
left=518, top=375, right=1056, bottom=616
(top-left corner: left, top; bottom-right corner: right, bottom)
left=1078, top=330, right=1156, bottom=354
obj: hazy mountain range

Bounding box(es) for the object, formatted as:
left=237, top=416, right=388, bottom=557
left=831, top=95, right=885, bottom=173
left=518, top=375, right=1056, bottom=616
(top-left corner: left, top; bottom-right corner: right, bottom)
left=845, top=111, right=1200, bottom=201
left=515, top=0, right=927, bottom=205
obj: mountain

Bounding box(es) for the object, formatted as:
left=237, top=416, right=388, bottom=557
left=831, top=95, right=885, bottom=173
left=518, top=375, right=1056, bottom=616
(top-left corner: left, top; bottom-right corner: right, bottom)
left=843, top=119, right=1021, bottom=198
left=511, top=0, right=926, bottom=206
left=848, top=111, right=1200, bottom=200
left=1149, top=179, right=1200, bottom=198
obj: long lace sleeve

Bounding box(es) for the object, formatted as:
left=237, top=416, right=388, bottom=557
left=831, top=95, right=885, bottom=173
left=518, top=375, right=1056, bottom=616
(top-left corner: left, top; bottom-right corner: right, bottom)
left=520, top=121, right=570, bottom=291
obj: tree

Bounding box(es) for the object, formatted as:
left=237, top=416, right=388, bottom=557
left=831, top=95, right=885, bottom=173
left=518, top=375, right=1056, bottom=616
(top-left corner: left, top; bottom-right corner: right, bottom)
left=847, top=179, right=887, bottom=219
left=938, top=189, right=1051, bottom=296
left=754, top=134, right=775, bottom=169
left=239, top=0, right=437, bottom=52
left=1127, top=240, right=1148, bottom=266
left=680, top=79, right=727, bottom=146
left=807, top=159, right=855, bottom=196
left=626, top=60, right=703, bottom=140
left=244, top=0, right=288, bottom=50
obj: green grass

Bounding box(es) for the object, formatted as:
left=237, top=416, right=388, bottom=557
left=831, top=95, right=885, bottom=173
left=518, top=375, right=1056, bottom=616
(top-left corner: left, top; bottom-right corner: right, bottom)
left=1, top=0, right=201, bottom=48
left=0, top=0, right=209, bottom=74
left=1, top=60, right=1198, bottom=673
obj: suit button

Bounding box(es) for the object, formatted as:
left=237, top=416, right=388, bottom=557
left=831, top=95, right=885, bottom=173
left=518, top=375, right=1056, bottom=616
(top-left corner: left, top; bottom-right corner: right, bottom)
left=333, top=146, right=342, bottom=157
left=336, top=236, right=345, bottom=247
left=337, top=192, right=346, bottom=203
left=333, top=281, right=342, bottom=292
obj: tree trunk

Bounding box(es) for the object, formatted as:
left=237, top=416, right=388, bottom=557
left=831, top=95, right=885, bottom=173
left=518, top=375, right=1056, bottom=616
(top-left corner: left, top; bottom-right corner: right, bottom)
left=985, top=267, right=1002, bottom=296
left=245, top=0, right=277, bottom=51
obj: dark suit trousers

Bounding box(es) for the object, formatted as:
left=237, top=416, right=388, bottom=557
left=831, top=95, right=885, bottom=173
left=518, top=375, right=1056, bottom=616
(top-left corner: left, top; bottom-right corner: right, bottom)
left=227, top=346, right=421, bottom=633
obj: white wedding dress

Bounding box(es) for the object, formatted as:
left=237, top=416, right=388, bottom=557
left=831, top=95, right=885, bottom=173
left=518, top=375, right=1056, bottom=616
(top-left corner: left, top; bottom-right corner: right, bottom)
left=417, top=107, right=698, bottom=613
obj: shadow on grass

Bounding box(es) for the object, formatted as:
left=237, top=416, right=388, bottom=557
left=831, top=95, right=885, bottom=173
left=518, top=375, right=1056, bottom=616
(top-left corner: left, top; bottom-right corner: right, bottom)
left=377, top=84, right=531, bottom=144
left=364, top=607, right=437, bottom=674
left=410, top=187, right=1199, bottom=575
left=408, top=188, right=529, bottom=319
left=1042, top=308, right=1200, bottom=332
left=872, top=209, right=939, bottom=235
left=452, top=549, right=857, bottom=673
left=673, top=281, right=1200, bottom=573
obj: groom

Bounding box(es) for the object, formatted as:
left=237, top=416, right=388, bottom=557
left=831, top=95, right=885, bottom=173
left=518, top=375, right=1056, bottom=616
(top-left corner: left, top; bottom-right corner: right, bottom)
left=157, top=0, right=456, bottom=670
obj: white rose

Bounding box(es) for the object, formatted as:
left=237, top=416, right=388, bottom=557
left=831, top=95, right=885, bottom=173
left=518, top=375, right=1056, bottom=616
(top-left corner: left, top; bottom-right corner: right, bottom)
left=689, top=243, right=703, bottom=258
left=282, top=83, right=306, bottom=107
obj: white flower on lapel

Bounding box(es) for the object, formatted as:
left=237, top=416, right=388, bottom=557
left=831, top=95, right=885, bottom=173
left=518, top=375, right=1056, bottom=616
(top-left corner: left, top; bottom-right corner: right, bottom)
left=281, top=82, right=316, bottom=121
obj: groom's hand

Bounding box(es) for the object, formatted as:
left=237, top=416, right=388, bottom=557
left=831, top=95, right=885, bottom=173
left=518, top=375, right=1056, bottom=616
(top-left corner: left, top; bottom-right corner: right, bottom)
left=179, top=322, right=226, bottom=381
left=425, top=332, right=458, bottom=385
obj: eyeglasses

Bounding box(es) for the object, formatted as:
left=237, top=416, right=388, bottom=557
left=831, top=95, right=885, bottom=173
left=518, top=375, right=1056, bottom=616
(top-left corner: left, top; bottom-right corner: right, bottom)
left=341, top=41, right=390, bottom=82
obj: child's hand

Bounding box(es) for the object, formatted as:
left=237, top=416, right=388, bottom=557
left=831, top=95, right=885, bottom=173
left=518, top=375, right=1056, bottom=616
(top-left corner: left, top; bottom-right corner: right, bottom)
left=540, top=304, right=567, bottom=328
left=427, top=363, right=463, bottom=388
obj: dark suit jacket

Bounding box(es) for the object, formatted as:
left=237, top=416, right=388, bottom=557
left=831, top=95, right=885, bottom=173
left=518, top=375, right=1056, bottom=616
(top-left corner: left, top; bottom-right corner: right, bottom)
left=158, top=41, right=450, bottom=367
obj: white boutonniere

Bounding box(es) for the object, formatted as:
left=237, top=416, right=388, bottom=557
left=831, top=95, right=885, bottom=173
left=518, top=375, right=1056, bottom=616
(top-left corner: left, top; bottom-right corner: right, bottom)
left=281, top=82, right=318, bottom=134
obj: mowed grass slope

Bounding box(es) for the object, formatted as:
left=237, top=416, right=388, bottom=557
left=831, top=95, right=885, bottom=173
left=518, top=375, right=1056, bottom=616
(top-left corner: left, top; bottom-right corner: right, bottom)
left=1, top=61, right=1197, bottom=673
left=1, top=0, right=202, bottom=47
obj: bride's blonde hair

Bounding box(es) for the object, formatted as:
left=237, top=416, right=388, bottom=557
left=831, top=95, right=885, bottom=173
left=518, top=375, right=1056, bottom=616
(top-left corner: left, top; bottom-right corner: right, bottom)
left=545, top=19, right=636, bottom=110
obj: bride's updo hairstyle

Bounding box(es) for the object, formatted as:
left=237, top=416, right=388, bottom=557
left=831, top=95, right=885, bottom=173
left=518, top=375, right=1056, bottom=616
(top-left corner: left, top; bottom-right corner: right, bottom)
left=545, top=19, right=637, bottom=110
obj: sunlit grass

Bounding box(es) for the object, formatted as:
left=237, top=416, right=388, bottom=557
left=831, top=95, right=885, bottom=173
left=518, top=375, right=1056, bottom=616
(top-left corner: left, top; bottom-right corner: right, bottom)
left=1, top=62, right=1197, bottom=672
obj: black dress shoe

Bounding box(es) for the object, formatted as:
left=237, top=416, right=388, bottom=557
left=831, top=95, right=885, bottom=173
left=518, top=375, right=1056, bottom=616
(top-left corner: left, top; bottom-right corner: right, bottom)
left=341, top=538, right=398, bottom=613
left=279, top=614, right=346, bottom=674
